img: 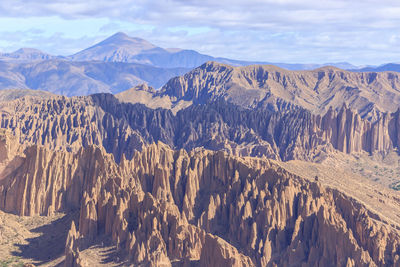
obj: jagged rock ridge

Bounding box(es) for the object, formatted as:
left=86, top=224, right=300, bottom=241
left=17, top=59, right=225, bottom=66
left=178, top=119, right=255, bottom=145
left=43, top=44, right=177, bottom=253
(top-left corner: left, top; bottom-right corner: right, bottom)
left=0, top=137, right=398, bottom=266
left=1, top=94, right=400, bottom=165
left=0, top=93, right=398, bottom=266
left=151, top=61, right=400, bottom=120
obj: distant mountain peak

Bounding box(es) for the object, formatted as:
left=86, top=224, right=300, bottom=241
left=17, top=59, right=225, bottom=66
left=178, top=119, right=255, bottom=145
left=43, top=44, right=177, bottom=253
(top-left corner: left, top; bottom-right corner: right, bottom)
left=165, top=48, right=183, bottom=53
left=200, top=60, right=231, bottom=67
left=94, top=32, right=156, bottom=49
left=110, top=31, right=129, bottom=38
left=13, top=47, right=44, bottom=54
left=0, top=47, right=54, bottom=61
left=66, top=33, right=364, bottom=70
left=200, top=61, right=287, bottom=72
left=314, top=65, right=344, bottom=72
left=69, top=32, right=160, bottom=62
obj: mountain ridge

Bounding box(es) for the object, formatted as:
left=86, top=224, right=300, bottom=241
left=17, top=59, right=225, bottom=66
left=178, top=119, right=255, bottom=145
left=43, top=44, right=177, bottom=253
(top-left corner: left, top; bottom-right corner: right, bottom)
left=0, top=32, right=362, bottom=70
left=0, top=60, right=190, bottom=95
left=0, top=133, right=399, bottom=266
left=0, top=47, right=56, bottom=61
left=67, top=32, right=361, bottom=70
left=2, top=32, right=400, bottom=267
left=152, top=61, right=400, bottom=120
left=3, top=32, right=400, bottom=98
left=0, top=89, right=399, bottom=266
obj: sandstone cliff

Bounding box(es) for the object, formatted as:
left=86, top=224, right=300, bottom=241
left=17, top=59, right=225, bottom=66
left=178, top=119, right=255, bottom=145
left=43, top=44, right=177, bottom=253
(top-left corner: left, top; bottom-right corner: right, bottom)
left=0, top=139, right=399, bottom=266
left=0, top=92, right=400, bottom=266
left=1, top=94, right=400, bottom=163
left=159, top=61, right=400, bottom=120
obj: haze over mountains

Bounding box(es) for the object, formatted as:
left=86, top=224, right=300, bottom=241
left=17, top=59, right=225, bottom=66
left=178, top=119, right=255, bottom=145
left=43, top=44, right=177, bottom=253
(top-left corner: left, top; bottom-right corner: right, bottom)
left=69, top=32, right=215, bottom=68
left=1, top=32, right=400, bottom=97
left=67, top=32, right=359, bottom=70
left=0, top=47, right=56, bottom=61
left=0, top=32, right=360, bottom=69
left=0, top=60, right=188, bottom=95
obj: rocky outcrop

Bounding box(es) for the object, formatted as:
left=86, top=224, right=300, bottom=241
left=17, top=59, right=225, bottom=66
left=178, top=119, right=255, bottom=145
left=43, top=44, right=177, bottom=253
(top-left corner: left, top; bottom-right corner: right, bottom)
left=2, top=94, right=400, bottom=163
left=65, top=221, right=84, bottom=267
left=200, top=234, right=255, bottom=267
left=0, top=95, right=146, bottom=163
left=0, top=139, right=120, bottom=216
left=2, top=62, right=400, bottom=267
left=160, top=61, right=400, bottom=120
left=69, top=143, right=400, bottom=266
left=1, top=138, right=398, bottom=266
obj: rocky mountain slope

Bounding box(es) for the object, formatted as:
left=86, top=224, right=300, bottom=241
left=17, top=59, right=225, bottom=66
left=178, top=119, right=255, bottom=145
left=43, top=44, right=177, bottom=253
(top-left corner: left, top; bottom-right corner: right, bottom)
left=0, top=88, right=399, bottom=266
left=2, top=93, right=400, bottom=165
left=0, top=48, right=56, bottom=62
left=0, top=89, right=55, bottom=101
left=0, top=133, right=399, bottom=266
left=357, top=63, right=400, bottom=73
left=0, top=33, right=398, bottom=98
left=0, top=60, right=189, bottom=95
left=150, top=61, right=400, bottom=120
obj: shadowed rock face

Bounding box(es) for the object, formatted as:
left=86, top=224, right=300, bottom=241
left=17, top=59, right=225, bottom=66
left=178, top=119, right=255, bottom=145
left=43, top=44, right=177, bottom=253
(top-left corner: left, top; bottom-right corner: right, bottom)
left=0, top=140, right=399, bottom=266
left=158, top=61, right=400, bottom=121
left=0, top=93, right=400, bottom=266
left=1, top=94, right=400, bottom=164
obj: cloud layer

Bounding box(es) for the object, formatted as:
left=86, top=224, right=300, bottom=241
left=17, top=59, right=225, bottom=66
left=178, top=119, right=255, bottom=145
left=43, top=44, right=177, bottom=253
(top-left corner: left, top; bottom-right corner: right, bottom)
left=0, top=0, right=400, bottom=65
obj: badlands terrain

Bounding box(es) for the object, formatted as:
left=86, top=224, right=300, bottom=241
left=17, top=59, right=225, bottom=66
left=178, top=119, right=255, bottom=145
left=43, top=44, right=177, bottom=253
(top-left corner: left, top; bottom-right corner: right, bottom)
left=0, top=60, right=400, bottom=266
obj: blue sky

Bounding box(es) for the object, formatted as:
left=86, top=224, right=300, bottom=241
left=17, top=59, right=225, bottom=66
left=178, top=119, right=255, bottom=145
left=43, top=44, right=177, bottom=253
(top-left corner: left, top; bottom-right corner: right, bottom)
left=0, top=0, right=400, bottom=65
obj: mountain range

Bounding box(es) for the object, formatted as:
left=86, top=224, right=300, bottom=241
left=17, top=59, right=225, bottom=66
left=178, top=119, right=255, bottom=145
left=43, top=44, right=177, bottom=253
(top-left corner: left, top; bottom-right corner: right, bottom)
left=0, top=80, right=400, bottom=265
left=1, top=32, right=400, bottom=97
left=67, top=32, right=360, bottom=70
left=1, top=33, right=400, bottom=266
left=116, top=61, right=400, bottom=122
left=0, top=59, right=189, bottom=95
left=0, top=32, right=361, bottom=70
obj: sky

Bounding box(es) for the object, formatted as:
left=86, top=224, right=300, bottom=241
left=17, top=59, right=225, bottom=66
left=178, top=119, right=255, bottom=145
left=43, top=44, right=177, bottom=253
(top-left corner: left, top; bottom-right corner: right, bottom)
left=0, top=0, right=400, bottom=65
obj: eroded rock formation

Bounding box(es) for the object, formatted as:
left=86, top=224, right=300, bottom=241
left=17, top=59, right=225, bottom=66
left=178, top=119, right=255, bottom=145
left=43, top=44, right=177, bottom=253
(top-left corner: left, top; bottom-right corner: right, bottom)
left=1, top=94, right=400, bottom=164
left=0, top=138, right=398, bottom=266
left=0, top=88, right=400, bottom=266
left=160, top=61, right=400, bottom=120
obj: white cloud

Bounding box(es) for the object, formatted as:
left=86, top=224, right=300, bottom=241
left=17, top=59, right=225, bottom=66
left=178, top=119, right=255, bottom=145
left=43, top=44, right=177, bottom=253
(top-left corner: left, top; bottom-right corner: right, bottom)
left=0, top=0, right=400, bottom=64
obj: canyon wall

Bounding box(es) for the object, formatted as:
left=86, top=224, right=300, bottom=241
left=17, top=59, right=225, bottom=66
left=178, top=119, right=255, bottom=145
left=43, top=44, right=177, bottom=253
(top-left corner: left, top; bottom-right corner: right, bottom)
left=0, top=95, right=400, bottom=163
left=160, top=61, right=400, bottom=120
left=0, top=139, right=398, bottom=266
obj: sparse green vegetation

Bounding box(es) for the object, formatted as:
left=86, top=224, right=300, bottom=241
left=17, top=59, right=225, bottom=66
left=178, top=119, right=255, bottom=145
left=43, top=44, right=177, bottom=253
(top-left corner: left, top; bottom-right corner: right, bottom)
left=0, top=257, right=23, bottom=267
left=0, top=259, right=11, bottom=267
